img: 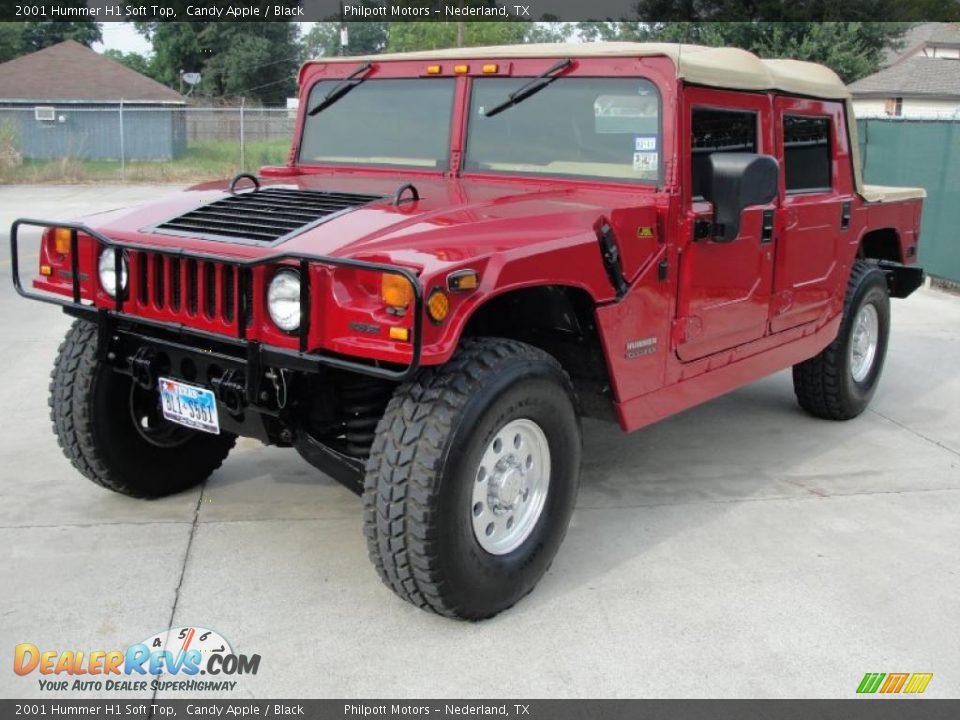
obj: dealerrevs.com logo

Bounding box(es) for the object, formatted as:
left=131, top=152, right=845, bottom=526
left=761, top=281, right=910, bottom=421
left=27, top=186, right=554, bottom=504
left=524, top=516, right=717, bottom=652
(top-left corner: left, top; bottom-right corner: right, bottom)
left=14, top=626, right=260, bottom=693
left=856, top=672, right=933, bottom=695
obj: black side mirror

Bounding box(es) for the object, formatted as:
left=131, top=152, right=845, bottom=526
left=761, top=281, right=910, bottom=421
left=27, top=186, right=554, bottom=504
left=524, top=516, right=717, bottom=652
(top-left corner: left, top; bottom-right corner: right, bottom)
left=702, top=153, right=779, bottom=243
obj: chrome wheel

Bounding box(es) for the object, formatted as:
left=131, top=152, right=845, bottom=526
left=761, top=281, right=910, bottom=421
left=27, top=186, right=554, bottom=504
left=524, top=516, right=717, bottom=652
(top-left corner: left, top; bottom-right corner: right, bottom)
left=471, top=418, right=551, bottom=556
left=849, top=303, right=880, bottom=383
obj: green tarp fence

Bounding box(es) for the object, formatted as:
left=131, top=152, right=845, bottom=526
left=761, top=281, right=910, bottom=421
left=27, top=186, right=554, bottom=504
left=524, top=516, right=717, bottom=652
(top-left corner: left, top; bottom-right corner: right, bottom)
left=857, top=118, right=960, bottom=282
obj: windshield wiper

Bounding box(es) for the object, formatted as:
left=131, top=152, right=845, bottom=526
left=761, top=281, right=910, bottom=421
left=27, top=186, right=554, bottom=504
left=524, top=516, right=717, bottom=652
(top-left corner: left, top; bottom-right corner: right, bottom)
left=307, top=62, right=373, bottom=116
left=482, top=58, right=572, bottom=118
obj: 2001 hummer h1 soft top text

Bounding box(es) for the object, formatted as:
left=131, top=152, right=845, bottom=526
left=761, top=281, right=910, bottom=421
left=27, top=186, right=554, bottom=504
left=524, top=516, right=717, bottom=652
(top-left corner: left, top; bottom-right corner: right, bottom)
left=12, top=43, right=926, bottom=619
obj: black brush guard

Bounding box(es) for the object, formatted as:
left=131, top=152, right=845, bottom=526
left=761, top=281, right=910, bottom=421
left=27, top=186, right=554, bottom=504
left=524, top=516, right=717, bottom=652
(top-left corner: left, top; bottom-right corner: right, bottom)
left=9, top=218, right=424, bottom=383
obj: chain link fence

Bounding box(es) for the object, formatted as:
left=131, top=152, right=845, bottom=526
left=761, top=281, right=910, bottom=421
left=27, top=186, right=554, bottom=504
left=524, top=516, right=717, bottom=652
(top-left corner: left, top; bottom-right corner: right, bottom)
left=0, top=106, right=295, bottom=184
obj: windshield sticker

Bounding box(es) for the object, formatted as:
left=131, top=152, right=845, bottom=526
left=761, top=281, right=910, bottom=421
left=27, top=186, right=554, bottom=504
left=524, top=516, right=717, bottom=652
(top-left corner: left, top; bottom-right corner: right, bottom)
left=633, top=151, right=658, bottom=173
left=635, top=135, right=657, bottom=152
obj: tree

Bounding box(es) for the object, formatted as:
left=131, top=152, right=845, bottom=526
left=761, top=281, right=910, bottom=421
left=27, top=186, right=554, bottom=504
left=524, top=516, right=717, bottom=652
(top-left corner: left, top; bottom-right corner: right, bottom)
left=387, top=21, right=528, bottom=52
left=0, top=24, right=25, bottom=63
left=525, top=22, right=576, bottom=44
left=20, top=21, right=102, bottom=51
left=102, top=49, right=157, bottom=79
left=578, top=20, right=909, bottom=82
left=624, top=0, right=957, bottom=22
left=304, top=22, right=389, bottom=58
left=201, top=27, right=302, bottom=103
left=0, top=20, right=102, bottom=63
left=135, top=22, right=302, bottom=104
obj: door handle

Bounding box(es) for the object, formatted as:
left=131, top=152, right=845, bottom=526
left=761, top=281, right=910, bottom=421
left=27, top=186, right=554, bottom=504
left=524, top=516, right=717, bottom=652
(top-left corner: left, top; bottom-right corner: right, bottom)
left=760, top=209, right=774, bottom=244
left=840, top=200, right=852, bottom=231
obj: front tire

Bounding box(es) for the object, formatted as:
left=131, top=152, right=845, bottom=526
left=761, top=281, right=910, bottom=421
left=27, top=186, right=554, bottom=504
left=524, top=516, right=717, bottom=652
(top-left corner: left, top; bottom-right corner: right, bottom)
left=793, top=261, right=891, bottom=420
left=50, top=319, right=236, bottom=498
left=363, top=338, right=581, bottom=620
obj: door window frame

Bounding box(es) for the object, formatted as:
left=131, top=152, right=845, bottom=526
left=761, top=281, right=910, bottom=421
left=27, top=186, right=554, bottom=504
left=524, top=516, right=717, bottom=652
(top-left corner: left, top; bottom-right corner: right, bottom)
left=681, top=86, right=774, bottom=210
left=773, top=96, right=852, bottom=202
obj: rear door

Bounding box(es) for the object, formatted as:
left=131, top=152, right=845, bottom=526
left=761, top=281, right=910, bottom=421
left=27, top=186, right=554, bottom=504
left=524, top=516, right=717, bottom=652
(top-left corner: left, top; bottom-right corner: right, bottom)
left=675, top=88, right=776, bottom=362
left=770, top=97, right=853, bottom=332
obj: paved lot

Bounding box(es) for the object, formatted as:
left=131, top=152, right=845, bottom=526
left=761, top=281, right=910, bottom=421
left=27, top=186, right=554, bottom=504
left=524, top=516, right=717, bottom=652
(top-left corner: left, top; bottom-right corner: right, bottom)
left=1, top=185, right=958, bottom=699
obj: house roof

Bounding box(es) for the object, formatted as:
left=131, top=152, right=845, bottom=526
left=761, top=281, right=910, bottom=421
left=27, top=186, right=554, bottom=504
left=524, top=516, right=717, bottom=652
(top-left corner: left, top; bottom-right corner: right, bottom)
left=883, top=23, right=960, bottom=66
left=849, top=56, right=960, bottom=98
left=306, top=42, right=851, bottom=100
left=0, top=40, right=184, bottom=104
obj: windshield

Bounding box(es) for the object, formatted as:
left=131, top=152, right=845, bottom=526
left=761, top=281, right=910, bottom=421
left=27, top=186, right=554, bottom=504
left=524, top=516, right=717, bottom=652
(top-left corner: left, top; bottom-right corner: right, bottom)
left=299, top=78, right=455, bottom=169
left=466, top=77, right=661, bottom=182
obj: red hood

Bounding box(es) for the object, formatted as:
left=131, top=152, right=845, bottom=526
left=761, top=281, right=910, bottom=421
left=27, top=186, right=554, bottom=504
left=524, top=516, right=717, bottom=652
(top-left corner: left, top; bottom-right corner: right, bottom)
left=77, top=171, right=658, bottom=276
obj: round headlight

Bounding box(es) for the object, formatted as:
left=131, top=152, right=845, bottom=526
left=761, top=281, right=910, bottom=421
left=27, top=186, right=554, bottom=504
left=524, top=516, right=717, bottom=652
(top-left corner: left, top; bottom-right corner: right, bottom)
left=98, top=248, right=128, bottom=298
left=267, top=269, right=301, bottom=332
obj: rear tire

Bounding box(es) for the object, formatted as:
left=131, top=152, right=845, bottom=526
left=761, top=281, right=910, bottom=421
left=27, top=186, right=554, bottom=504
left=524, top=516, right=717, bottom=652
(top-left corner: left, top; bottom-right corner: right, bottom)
left=363, top=338, right=581, bottom=620
left=793, top=261, right=890, bottom=420
left=50, top=319, right=236, bottom=498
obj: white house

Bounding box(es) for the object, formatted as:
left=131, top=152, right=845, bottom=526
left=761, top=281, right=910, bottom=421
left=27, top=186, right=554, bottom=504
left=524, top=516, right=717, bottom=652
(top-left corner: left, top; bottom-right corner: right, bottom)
left=850, top=23, right=960, bottom=119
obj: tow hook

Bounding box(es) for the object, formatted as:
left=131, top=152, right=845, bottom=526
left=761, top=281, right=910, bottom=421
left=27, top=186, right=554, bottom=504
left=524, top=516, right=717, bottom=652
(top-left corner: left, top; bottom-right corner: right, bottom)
left=212, top=370, right=246, bottom=414
left=129, top=347, right=159, bottom=390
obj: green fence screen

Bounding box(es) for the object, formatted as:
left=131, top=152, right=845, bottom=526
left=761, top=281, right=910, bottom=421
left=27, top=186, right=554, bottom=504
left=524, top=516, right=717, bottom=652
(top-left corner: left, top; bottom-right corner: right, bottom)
left=857, top=118, right=960, bottom=282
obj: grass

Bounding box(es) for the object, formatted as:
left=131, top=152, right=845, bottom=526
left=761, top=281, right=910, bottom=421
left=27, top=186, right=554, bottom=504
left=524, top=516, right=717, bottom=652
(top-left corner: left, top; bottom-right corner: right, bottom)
left=0, top=139, right=291, bottom=184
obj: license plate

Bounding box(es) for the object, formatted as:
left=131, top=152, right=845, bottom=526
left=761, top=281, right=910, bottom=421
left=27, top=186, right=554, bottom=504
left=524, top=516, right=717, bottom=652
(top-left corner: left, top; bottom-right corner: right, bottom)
left=159, top=377, right=220, bottom=434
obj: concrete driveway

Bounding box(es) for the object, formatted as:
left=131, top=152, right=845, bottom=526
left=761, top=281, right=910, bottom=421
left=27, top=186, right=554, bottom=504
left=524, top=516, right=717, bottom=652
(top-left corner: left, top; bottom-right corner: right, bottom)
left=1, top=185, right=957, bottom=699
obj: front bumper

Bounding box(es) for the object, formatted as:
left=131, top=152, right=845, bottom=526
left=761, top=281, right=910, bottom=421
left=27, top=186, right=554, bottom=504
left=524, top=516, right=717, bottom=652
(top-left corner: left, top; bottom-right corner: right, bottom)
left=77, top=311, right=373, bottom=493
left=10, top=218, right=425, bottom=382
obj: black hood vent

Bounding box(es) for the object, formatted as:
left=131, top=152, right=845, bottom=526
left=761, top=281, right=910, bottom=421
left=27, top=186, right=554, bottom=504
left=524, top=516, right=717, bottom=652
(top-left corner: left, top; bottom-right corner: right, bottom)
left=152, top=187, right=384, bottom=245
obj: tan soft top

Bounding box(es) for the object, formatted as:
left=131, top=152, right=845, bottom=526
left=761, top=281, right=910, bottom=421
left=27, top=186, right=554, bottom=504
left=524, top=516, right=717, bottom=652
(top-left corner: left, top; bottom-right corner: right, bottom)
left=309, top=42, right=928, bottom=202
left=309, top=42, right=851, bottom=100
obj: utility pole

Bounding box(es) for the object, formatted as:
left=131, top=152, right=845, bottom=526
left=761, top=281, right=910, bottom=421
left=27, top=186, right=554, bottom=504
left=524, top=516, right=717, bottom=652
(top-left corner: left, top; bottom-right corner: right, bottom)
left=456, top=0, right=465, bottom=47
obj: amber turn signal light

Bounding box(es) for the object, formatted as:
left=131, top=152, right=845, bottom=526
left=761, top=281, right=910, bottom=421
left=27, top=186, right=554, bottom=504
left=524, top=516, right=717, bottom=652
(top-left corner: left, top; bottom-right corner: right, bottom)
left=389, top=327, right=410, bottom=342
left=381, top=273, right=413, bottom=309
left=447, top=269, right=479, bottom=292
left=39, top=264, right=53, bottom=276
left=54, top=227, right=72, bottom=255
left=426, top=289, right=449, bottom=323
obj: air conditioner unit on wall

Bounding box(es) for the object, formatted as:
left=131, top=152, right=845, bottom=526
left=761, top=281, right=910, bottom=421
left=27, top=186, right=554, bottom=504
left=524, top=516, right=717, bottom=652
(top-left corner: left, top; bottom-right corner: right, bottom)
left=34, top=106, right=55, bottom=122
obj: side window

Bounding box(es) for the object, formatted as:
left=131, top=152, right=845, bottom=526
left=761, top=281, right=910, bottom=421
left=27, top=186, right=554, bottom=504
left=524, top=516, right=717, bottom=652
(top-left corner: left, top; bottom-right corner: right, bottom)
left=691, top=108, right=757, bottom=200
left=783, top=115, right=832, bottom=192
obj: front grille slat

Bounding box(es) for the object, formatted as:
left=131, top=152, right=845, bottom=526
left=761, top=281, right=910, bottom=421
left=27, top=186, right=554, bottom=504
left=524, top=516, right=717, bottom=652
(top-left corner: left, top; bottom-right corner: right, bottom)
left=162, top=254, right=173, bottom=309
left=204, top=262, right=217, bottom=319
left=154, top=187, right=384, bottom=245
left=187, top=259, right=198, bottom=315
left=137, top=253, right=148, bottom=306
left=223, top=266, right=235, bottom=323
left=153, top=254, right=165, bottom=310
left=169, top=257, right=181, bottom=312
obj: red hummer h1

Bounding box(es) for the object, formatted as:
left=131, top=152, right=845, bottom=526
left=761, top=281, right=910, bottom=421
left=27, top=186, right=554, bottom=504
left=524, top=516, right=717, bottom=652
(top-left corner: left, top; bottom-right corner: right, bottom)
left=12, top=43, right=925, bottom=619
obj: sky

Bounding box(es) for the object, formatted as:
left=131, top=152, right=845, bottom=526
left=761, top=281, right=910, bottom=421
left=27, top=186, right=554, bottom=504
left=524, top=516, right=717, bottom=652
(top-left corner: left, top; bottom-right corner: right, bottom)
left=93, top=22, right=316, bottom=56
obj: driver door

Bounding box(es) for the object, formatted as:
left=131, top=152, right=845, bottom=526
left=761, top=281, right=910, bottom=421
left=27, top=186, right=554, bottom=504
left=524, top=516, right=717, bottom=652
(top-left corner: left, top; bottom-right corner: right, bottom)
left=675, top=89, right=777, bottom=362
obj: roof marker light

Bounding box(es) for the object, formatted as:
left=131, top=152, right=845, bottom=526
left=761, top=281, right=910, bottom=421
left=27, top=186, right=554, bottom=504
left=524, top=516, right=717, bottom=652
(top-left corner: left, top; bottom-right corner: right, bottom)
left=454, top=64, right=469, bottom=74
